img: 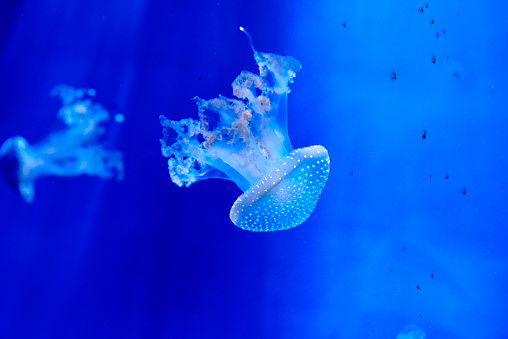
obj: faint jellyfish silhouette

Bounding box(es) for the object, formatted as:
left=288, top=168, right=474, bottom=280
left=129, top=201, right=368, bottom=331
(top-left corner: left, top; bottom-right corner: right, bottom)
left=396, top=325, right=426, bottom=339
left=160, top=27, right=330, bottom=231
left=0, top=85, right=123, bottom=203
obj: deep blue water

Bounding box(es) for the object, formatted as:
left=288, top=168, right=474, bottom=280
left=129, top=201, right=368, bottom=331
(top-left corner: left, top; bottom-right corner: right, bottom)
left=1, top=1, right=507, bottom=338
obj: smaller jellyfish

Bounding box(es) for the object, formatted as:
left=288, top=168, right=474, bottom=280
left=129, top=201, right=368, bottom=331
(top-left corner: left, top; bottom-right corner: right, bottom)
left=160, top=27, right=330, bottom=231
left=0, top=85, right=123, bottom=203
left=396, top=325, right=426, bottom=339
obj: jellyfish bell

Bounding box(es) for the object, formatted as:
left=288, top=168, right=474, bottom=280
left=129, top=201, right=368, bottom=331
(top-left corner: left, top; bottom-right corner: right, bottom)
left=230, top=145, right=330, bottom=231
left=0, top=137, right=23, bottom=192
left=0, top=136, right=38, bottom=203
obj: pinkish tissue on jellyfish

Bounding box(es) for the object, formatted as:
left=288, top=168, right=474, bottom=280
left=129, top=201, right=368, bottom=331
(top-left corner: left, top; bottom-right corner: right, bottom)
left=160, top=28, right=330, bottom=231
left=0, top=85, right=123, bottom=203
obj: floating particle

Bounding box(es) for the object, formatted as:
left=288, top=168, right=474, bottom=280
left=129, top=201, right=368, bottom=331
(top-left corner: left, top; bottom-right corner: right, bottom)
left=453, top=71, right=460, bottom=78
left=461, top=187, right=466, bottom=195
left=416, top=285, right=420, bottom=290
left=430, top=19, right=434, bottom=24
left=445, top=174, right=449, bottom=179
left=430, top=274, right=434, bottom=278
left=431, top=55, right=436, bottom=64
left=422, top=130, right=427, bottom=139
left=343, top=22, right=346, bottom=27
left=388, top=71, right=397, bottom=80
left=418, top=6, right=424, bottom=13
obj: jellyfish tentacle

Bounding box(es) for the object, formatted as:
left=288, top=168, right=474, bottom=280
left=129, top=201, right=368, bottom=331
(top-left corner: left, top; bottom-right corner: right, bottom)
left=239, top=26, right=257, bottom=53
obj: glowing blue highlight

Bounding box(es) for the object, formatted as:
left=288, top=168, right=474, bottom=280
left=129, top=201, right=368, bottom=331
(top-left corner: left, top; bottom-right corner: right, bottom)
left=114, top=113, right=125, bottom=123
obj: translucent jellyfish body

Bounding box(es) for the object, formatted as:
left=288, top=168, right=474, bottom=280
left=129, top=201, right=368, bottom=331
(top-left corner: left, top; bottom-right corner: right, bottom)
left=160, top=33, right=330, bottom=231
left=396, top=325, right=426, bottom=339
left=0, top=85, right=123, bottom=203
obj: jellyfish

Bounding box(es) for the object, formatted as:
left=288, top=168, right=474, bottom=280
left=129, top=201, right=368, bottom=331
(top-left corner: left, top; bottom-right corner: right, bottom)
left=160, top=27, right=330, bottom=231
left=0, top=85, right=123, bottom=203
left=396, top=325, right=426, bottom=339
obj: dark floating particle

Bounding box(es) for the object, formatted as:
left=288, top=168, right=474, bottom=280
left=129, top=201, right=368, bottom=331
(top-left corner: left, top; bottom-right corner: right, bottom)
left=420, top=315, right=423, bottom=318
left=435, top=32, right=440, bottom=38
left=375, top=293, right=379, bottom=297
left=461, top=187, right=466, bottom=195
left=430, top=19, right=434, bottom=24
left=350, top=171, right=354, bottom=175
left=416, top=285, right=420, bottom=290
left=401, top=246, right=405, bottom=253
left=458, top=12, right=460, bottom=15
left=426, top=3, right=429, bottom=8
left=389, top=267, right=393, bottom=272
left=343, top=22, right=346, bottom=27
left=430, top=274, right=434, bottom=278
left=453, top=71, right=460, bottom=78
left=393, top=286, right=397, bottom=290
left=445, top=173, right=449, bottom=179
left=431, top=55, right=436, bottom=64
left=422, top=129, right=427, bottom=139
left=418, top=6, right=424, bottom=13
left=198, top=77, right=203, bottom=80
left=388, top=71, right=397, bottom=80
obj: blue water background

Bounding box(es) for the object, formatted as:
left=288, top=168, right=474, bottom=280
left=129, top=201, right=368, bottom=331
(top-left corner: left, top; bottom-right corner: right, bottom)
left=0, top=0, right=507, bottom=338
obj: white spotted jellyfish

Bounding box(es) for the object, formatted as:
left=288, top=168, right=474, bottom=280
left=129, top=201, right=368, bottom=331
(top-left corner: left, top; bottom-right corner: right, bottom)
left=159, top=27, right=330, bottom=231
